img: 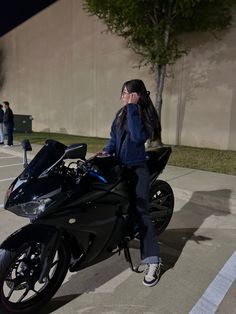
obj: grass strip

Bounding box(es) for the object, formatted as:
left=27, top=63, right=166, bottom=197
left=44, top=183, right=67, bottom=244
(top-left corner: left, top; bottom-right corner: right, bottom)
left=14, top=132, right=236, bottom=176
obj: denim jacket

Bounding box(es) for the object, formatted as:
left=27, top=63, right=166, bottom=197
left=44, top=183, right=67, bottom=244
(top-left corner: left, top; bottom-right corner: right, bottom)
left=104, top=103, right=149, bottom=166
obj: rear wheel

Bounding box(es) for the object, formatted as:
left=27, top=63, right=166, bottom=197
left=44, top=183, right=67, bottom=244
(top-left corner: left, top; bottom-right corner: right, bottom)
left=149, top=180, right=174, bottom=235
left=0, top=239, right=70, bottom=314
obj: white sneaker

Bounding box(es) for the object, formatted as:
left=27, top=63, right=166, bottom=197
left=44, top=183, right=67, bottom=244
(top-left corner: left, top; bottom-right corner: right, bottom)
left=4, top=144, right=13, bottom=148
left=143, top=263, right=161, bottom=287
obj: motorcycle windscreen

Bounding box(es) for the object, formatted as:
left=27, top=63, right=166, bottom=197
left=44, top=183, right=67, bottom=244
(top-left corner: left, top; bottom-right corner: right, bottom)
left=20, top=139, right=67, bottom=179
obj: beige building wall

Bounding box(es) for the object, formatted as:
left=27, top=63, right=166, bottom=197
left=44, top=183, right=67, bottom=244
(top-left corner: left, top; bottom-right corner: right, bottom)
left=0, top=0, right=235, bottom=150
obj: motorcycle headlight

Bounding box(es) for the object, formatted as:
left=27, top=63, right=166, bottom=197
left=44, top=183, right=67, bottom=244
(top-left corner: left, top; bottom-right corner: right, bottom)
left=14, top=198, right=52, bottom=218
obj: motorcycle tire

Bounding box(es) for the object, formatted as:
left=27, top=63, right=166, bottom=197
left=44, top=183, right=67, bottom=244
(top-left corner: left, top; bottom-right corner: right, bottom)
left=149, top=179, right=174, bottom=236
left=0, top=238, right=70, bottom=314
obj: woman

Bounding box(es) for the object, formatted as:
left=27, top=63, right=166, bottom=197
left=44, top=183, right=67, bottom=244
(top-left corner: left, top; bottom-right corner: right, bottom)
left=103, top=79, right=162, bottom=287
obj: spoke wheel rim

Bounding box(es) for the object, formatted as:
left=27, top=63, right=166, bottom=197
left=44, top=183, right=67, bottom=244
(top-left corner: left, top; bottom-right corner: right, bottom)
left=150, top=185, right=174, bottom=233
left=1, top=242, right=60, bottom=309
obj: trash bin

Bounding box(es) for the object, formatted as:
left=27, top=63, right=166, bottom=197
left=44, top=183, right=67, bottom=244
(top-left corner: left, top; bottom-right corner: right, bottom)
left=14, top=114, right=33, bottom=133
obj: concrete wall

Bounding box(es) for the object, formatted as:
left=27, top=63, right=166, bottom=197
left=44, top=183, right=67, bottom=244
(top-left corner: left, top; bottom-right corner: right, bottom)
left=164, top=30, right=236, bottom=150
left=0, top=0, right=235, bottom=150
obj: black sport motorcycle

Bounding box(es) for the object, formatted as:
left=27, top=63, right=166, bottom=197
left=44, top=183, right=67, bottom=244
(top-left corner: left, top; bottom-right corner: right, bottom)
left=0, top=139, right=174, bottom=314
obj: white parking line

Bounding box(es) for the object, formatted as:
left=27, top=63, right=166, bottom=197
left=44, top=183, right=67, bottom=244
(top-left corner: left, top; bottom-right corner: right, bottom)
left=94, top=268, right=132, bottom=293
left=0, top=156, right=19, bottom=159
left=189, top=250, right=236, bottom=314
left=0, top=177, right=15, bottom=182
left=61, top=268, right=133, bottom=295
left=0, top=163, right=22, bottom=168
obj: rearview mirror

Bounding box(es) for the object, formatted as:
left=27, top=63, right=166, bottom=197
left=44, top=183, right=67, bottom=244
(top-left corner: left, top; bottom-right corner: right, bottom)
left=21, top=139, right=32, bottom=168
left=21, top=139, right=32, bottom=152
left=64, top=143, right=87, bottom=160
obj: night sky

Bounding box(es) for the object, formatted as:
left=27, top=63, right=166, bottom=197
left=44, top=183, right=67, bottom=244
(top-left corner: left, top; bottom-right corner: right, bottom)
left=0, top=0, right=58, bottom=37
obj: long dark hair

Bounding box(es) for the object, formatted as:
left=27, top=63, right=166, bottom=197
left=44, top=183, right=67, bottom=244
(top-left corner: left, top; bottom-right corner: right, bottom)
left=2, top=101, right=9, bottom=108
left=117, top=79, right=161, bottom=142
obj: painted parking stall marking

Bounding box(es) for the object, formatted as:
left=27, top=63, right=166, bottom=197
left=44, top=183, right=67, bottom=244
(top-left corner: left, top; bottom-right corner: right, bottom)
left=0, top=163, right=22, bottom=168
left=0, top=177, right=15, bottom=182
left=189, top=250, right=236, bottom=314
left=0, top=151, right=21, bottom=211
left=94, top=268, right=133, bottom=293
left=0, top=156, right=19, bottom=159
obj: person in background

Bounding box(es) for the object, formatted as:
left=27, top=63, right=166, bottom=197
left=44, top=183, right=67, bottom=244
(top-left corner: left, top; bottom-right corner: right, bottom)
left=103, top=79, right=162, bottom=287
left=0, top=104, right=4, bottom=144
left=3, top=101, right=14, bottom=147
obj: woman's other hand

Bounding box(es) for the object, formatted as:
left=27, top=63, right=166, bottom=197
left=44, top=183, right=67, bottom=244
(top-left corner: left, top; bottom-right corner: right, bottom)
left=96, top=151, right=111, bottom=158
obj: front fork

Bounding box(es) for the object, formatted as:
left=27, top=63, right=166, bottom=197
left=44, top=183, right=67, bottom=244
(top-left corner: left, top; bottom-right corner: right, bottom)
left=38, top=231, right=61, bottom=283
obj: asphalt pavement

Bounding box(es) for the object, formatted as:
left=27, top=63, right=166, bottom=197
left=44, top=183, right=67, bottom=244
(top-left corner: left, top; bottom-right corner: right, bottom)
left=0, top=142, right=236, bottom=314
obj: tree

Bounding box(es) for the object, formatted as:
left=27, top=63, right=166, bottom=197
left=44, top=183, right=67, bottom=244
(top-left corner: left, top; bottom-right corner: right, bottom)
left=84, top=0, right=236, bottom=136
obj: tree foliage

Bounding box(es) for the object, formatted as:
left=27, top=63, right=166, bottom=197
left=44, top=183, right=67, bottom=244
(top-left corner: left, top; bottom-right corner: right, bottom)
left=84, top=0, right=236, bottom=145
left=84, top=0, right=236, bottom=68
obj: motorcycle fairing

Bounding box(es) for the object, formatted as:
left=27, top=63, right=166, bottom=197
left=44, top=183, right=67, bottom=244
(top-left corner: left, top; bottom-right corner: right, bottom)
left=0, top=223, right=58, bottom=251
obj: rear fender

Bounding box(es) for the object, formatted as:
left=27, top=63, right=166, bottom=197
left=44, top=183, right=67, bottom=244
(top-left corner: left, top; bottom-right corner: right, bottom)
left=146, top=147, right=172, bottom=183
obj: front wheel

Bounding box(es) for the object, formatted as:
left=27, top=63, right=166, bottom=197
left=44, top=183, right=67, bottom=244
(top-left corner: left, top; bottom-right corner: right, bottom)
left=0, top=238, right=70, bottom=314
left=149, top=180, right=174, bottom=236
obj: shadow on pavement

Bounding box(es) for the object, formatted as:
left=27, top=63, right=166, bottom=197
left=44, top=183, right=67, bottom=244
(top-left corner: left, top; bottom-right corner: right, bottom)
left=39, top=295, right=80, bottom=313
left=41, top=250, right=131, bottom=313
left=159, top=189, right=231, bottom=273
left=41, top=189, right=231, bottom=313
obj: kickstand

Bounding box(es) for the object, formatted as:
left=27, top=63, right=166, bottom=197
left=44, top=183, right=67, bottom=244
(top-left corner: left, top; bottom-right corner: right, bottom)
left=123, top=243, right=143, bottom=273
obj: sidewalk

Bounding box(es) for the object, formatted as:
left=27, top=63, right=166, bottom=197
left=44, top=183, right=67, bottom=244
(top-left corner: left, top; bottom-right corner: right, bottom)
left=1, top=143, right=236, bottom=214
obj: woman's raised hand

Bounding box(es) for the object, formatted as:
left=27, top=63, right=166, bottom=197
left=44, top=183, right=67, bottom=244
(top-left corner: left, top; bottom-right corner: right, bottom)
left=127, top=92, right=140, bottom=104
